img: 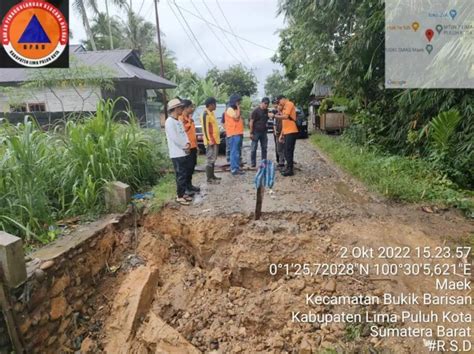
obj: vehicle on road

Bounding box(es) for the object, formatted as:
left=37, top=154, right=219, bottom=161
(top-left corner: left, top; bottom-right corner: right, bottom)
left=192, top=104, right=227, bottom=154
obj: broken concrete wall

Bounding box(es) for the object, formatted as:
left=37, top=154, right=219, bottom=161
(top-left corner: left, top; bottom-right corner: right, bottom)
left=1, top=207, right=141, bottom=353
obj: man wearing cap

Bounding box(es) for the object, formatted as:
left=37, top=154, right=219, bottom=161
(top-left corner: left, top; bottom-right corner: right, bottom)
left=274, top=95, right=298, bottom=176
left=249, top=97, right=270, bottom=168
left=165, top=98, right=192, bottom=205
left=200, top=97, right=222, bottom=184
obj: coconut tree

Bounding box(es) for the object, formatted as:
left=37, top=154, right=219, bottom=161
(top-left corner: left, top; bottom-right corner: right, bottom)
left=122, top=10, right=155, bottom=56
left=73, top=0, right=99, bottom=51
left=104, top=0, right=127, bottom=49
left=82, top=13, right=125, bottom=50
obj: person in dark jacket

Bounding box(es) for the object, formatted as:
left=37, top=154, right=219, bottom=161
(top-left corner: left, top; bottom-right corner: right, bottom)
left=249, top=97, right=270, bottom=168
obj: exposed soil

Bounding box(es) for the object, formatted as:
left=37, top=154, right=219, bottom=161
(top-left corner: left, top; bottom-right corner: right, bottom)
left=81, top=137, right=473, bottom=353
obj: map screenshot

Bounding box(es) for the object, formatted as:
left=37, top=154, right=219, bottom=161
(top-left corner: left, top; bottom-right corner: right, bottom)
left=386, top=0, right=474, bottom=88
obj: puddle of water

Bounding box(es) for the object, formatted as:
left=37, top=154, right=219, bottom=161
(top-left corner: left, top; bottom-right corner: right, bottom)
left=334, top=181, right=368, bottom=204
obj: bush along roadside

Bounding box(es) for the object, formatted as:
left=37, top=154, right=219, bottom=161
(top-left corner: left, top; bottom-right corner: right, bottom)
left=311, top=134, right=474, bottom=218
left=0, top=98, right=170, bottom=245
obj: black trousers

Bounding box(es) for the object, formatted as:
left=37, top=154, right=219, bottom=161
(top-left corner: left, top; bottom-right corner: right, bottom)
left=284, top=133, right=298, bottom=172
left=273, top=133, right=280, bottom=162
left=172, top=156, right=190, bottom=197
left=187, top=148, right=197, bottom=188
left=275, top=133, right=285, bottom=165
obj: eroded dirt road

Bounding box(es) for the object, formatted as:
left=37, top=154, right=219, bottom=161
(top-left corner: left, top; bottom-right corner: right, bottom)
left=92, top=137, right=473, bottom=353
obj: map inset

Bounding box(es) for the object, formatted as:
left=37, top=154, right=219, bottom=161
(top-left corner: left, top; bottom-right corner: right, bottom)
left=385, top=0, right=473, bottom=88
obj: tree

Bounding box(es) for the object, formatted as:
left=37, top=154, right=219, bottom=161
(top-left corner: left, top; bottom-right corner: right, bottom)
left=264, top=70, right=291, bottom=98
left=122, top=10, right=156, bottom=56
left=73, top=0, right=99, bottom=51
left=82, top=13, right=125, bottom=50
left=142, top=45, right=179, bottom=79
left=205, top=65, right=257, bottom=97
left=104, top=0, right=127, bottom=49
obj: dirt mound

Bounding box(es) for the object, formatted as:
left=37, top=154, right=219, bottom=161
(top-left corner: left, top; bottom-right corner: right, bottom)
left=92, top=209, right=414, bottom=353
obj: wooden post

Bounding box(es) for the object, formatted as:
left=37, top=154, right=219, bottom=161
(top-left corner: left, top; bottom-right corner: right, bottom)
left=255, top=186, right=265, bottom=220
left=0, top=273, right=25, bottom=353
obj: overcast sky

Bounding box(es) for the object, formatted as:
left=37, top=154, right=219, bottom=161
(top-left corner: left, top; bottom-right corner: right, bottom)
left=70, top=0, right=286, bottom=96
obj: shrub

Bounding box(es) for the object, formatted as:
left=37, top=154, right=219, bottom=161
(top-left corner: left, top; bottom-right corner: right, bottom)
left=0, top=99, right=169, bottom=243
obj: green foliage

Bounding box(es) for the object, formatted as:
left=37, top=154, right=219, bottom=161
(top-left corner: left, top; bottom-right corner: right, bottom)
left=318, top=98, right=333, bottom=116
left=169, top=77, right=228, bottom=106
left=427, top=110, right=462, bottom=156
left=150, top=174, right=176, bottom=212
left=206, top=65, right=258, bottom=97
left=239, top=96, right=253, bottom=123
left=84, top=12, right=125, bottom=50
left=345, top=323, right=362, bottom=341
left=264, top=70, right=291, bottom=99
left=141, top=45, right=179, bottom=79
left=121, top=9, right=156, bottom=56
left=312, top=134, right=473, bottom=218
left=0, top=99, right=169, bottom=243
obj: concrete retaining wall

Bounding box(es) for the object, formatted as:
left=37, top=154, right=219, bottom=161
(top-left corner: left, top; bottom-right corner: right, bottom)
left=0, top=207, right=141, bottom=352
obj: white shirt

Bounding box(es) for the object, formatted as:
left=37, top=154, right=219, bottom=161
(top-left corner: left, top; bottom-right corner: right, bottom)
left=165, top=116, right=189, bottom=158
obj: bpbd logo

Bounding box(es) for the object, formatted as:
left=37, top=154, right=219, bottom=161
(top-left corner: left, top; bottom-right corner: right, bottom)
left=1, top=0, right=69, bottom=68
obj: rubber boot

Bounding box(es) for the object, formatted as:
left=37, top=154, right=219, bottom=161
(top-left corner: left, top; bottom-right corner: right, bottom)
left=211, top=163, right=221, bottom=180
left=281, top=166, right=294, bottom=177
left=207, top=166, right=219, bottom=184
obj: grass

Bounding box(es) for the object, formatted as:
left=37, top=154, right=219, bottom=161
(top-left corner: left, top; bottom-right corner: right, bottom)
left=0, top=99, right=170, bottom=244
left=311, top=134, right=474, bottom=217
left=150, top=174, right=176, bottom=211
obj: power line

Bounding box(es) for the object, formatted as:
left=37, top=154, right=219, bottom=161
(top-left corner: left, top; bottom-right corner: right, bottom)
left=215, top=0, right=251, bottom=62
left=166, top=0, right=214, bottom=68
left=171, top=0, right=216, bottom=67
left=137, top=0, right=146, bottom=15
left=173, top=3, right=275, bottom=52
left=201, top=0, right=248, bottom=64
left=190, top=0, right=244, bottom=66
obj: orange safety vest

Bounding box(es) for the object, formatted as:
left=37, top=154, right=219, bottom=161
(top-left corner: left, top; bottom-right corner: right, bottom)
left=224, top=107, right=244, bottom=137
left=179, top=113, right=198, bottom=149
left=281, top=101, right=298, bottom=135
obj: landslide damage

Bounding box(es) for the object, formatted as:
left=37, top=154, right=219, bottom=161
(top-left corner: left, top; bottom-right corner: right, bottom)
left=81, top=206, right=418, bottom=354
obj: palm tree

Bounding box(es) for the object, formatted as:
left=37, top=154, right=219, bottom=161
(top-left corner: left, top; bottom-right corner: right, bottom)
left=82, top=13, right=124, bottom=50
left=73, top=0, right=98, bottom=51
left=122, top=10, right=155, bottom=56
left=104, top=0, right=127, bottom=49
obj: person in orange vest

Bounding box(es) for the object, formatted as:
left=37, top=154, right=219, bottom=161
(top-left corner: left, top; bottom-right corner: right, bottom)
left=179, top=99, right=200, bottom=195
left=224, top=94, right=245, bottom=175
left=273, top=95, right=299, bottom=176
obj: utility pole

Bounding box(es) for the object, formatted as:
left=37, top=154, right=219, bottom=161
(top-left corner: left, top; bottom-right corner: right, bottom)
left=154, top=0, right=168, bottom=115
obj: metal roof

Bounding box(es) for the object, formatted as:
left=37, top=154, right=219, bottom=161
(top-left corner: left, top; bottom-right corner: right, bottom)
left=311, top=82, right=332, bottom=97
left=0, top=48, right=176, bottom=89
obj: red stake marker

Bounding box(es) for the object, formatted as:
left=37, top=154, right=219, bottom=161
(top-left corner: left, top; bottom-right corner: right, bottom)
left=425, top=29, right=434, bottom=42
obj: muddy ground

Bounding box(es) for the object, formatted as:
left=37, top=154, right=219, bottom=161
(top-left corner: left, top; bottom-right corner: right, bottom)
left=82, top=136, right=473, bottom=353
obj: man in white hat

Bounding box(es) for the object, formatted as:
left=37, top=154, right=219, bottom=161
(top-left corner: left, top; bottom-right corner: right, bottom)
left=165, top=98, right=192, bottom=205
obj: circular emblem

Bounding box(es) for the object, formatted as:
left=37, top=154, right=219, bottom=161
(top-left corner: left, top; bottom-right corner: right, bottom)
left=1, top=1, right=68, bottom=67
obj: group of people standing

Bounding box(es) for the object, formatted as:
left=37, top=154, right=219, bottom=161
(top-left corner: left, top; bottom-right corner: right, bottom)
left=249, top=95, right=299, bottom=176
left=165, top=94, right=299, bottom=205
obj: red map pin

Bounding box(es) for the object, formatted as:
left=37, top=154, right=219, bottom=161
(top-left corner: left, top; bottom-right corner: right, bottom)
left=425, top=29, right=434, bottom=42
